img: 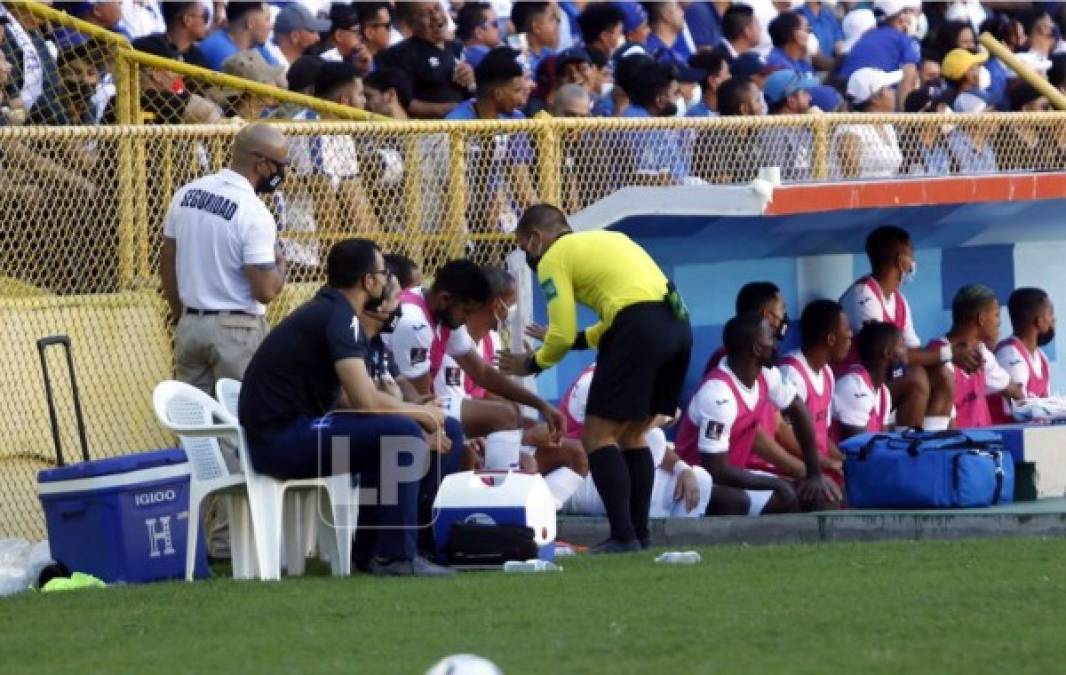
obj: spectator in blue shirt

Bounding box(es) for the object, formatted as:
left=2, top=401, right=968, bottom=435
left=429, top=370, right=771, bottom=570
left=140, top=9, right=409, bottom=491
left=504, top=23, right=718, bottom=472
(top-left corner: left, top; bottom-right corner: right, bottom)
left=947, top=92, right=998, bottom=175
left=616, top=2, right=651, bottom=45
left=52, top=1, right=125, bottom=49
left=712, top=4, right=761, bottom=64
left=760, top=69, right=818, bottom=181
left=578, top=3, right=625, bottom=63
left=457, top=2, right=501, bottom=68
left=731, top=52, right=781, bottom=89
left=684, top=1, right=725, bottom=50
left=512, top=2, right=560, bottom=76
left=686, top=50, right=729, bottom=116
left=446, top=47, right=537, bottom=232
left=800, top=1, right=844, bottom=68
left=839, top=0, right=920, bottom=107
left=199, top=2, right=275, bottom=72
left=270, top=4, right=330, bottom=70
left=767, top=11, right=814, bottom=76
left=901, top=86, right=953, bottom=177
left=622, top=59, right=688, bottom=183
left=645, top=1, right=693, bottom=63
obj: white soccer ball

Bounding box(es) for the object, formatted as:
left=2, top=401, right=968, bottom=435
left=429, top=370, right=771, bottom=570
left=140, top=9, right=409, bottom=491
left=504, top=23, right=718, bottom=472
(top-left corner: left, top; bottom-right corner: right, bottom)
left=425, top=654, right=503, bottom=675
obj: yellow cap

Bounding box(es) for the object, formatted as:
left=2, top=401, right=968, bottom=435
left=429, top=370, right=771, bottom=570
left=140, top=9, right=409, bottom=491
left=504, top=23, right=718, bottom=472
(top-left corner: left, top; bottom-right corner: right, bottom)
left=942, top=47, right=989, bottom=81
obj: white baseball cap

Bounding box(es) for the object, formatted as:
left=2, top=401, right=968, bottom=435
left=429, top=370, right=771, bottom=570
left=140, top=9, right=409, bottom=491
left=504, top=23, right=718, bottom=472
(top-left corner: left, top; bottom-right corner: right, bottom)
left=841, top=9, right=877, bottom=53
left=846, top=67, right=904, bottom=105
left=873, top=0, right=921, bottom=19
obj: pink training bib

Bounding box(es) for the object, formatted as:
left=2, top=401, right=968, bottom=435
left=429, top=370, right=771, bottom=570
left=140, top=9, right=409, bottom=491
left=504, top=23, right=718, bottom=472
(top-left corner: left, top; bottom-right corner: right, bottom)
left=830, top=364, right=889, bottom=441
left=987, top=337, right=1049, bottom=424
left=675, top=368, right=771, bottom=469
left=930, top=337, right=990, bottom=429
left=400, top=288, right=451, bottom=382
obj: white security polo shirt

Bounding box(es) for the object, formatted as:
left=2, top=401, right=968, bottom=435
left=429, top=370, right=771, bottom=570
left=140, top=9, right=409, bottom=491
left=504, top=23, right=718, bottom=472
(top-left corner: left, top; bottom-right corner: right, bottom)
left=163, top=169, right=277, bottom=315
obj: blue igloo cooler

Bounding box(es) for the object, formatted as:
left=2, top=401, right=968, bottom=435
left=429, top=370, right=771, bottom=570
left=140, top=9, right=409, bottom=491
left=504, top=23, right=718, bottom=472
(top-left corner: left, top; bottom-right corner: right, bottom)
left=37, top=448, right=209, bottom=583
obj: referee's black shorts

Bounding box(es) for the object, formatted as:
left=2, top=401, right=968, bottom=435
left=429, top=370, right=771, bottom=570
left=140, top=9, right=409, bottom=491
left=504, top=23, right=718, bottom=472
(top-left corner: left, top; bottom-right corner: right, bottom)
left=585, top=300, right=693, bottom=423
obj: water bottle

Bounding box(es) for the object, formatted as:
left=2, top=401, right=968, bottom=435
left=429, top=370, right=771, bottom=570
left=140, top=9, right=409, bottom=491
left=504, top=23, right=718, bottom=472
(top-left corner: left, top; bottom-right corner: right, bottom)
left=503, top=559, right=561, bottom=573
left=654, top=551, right=702, bottom=566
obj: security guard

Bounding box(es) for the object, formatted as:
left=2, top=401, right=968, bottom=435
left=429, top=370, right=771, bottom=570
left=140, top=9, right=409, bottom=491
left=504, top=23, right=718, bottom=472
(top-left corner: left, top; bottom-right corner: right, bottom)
left=160, top=123, right=288, bottom=560
left=161, top=123, right=288, bottom=395
left=501, top=203, right=693, bottom=553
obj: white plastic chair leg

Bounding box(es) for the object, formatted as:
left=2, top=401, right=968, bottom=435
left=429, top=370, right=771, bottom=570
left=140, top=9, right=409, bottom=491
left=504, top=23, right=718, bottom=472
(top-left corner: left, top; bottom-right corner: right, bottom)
left=301, top=490, right=319, bottom=560
left=283, top=489, right=307, bottom=576
left=226, top=493, right=257, bottom=580
left=244, top=476, right=284, bottom=581
left=185, top=487, right=204, bottom=582
left=326, top=476, right=356, bottom=576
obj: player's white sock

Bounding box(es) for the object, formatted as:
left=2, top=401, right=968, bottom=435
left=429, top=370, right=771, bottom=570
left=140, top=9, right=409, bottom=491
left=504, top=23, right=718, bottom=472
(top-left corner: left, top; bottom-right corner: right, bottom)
left=923, top=416, right=950, bottom=431
left=545, top=467, right=585, bottom=510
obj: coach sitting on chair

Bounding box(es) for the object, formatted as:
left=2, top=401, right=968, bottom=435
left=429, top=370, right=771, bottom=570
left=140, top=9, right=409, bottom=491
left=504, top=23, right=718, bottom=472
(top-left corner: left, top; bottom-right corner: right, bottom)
left=238, top=238, right=454, bottom=577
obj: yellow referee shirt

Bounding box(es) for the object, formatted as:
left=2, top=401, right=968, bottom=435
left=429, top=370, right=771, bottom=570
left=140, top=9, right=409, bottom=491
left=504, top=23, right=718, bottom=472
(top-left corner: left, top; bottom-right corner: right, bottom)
left=534, top=230, right=669, bottom=369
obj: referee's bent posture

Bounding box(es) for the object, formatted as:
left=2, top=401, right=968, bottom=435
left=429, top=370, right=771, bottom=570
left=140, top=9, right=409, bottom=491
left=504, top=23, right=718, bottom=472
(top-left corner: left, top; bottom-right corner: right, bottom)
left=501, top=204, right=693, bottom=553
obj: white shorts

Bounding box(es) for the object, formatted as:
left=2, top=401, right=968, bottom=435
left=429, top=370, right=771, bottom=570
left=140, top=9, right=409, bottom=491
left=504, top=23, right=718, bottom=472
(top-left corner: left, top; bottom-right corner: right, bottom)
left=438, top=395, right=464, bottom=421
left=744, top=470, right=775, bottom=517
left=564, top=465, right=713, bottom=519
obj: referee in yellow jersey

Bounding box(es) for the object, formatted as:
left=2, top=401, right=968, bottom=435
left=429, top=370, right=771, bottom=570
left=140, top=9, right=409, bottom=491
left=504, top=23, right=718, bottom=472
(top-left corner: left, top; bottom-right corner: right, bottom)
left=501, top=204, right=693, bottom=553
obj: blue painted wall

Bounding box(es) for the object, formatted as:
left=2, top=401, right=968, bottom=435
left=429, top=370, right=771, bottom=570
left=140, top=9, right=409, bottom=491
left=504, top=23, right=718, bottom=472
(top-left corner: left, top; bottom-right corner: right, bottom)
left=531, top=203, right=1066, bottom=406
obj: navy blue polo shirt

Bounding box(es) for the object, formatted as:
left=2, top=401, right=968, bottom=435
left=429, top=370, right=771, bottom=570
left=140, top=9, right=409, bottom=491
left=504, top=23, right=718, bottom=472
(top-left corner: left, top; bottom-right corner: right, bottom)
left=839, top=26, right=920, bottom=78
left=239, top=287, right=370, bottom=440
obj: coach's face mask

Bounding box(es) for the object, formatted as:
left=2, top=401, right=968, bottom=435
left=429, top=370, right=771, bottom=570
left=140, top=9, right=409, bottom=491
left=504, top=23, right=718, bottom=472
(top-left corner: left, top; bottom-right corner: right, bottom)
left=523, top=233, right=544, bottom=271
left=887, top=358, right=907, bottom=381
left=378, top=306, right=402, bottom=333
left=255, top=156, right=286, bottom=194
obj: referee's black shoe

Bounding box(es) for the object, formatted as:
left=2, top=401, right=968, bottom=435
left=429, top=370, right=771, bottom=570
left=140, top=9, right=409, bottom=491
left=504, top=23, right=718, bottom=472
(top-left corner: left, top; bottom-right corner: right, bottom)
left=590, top=538, right=642, bottom=555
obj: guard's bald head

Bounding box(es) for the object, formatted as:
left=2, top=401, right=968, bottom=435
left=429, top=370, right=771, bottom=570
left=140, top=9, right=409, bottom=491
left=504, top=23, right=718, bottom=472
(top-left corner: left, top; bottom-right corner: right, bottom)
left=231, top=123, right=287, bottom=170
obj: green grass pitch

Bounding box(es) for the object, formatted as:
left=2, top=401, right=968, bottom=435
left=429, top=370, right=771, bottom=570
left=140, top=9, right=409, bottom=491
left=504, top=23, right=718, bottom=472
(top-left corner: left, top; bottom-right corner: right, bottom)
left=3, top=538, right=1064, bottom=674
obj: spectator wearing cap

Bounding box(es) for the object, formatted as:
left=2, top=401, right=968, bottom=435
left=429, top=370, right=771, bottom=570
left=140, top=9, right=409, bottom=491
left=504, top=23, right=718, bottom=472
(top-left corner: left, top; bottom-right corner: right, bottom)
left=596, top=46, right=651, bottom=116
left=901, top=86, right=954, bottom=177
left=267, top=3, right=330, bottom=71
left=616, top=2, right=651, bottom=46
left=356, top=2, right=393, bottom=62
left=155, top=2, right=211, bottom=71
left=528, top=46, right=593, bottom=115
left=996, top=83, right=1054, bottom=173
left=698, top=76, right=765, bottom=184
left=512, top=2, right=560, bottom=77
left=686, top=50, right=729, bottom=116
left=684, top=0, right=726, bottom=50
left=446, top=46, right=537, bottom=235
left=941, top=47, right=987, bottom=98
left=839, top=0, right=920, bottom=108
left=767, top=11, right=814, bottom=76
left=731, top=52, right=780, bottom=89
left=622, top=59, right=690, bottom=184
left=810, top=83, right=844, bottom=112
left=839, top=8, right=876, bottom=57
left=759, top=69, right=818, bottom=182
left=377, top=2, right=472, bottom=119
left=319, top=3, right=372, bottom=76
left=457, top=2, right=501, bottom=69
left=645, top=1, right=694, bottom=64
left=214, top=49, right=286, bottom=120
left=131, top=34, right=221, bottom=124
left=676, top=61, right=706, bottom=116
left=831, top=67, right=903, bottom=179
left=800, top=1, right=844, bottom=64
left=946, top=92, right=997, bottom=175
left=199, top=1, right=276, bottom=72
left=552, top=83, right=600, bottom=212
left=712, top=4, right=760, bottom=64
left=578, top=3, right=625, bottom=62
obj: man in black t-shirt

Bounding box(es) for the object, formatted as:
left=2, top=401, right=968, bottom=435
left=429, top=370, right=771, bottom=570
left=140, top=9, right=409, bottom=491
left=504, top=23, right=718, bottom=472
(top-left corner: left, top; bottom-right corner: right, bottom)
left=376, top=1, right=474, bottom=118
left=239, top=238, right=455, bottom=577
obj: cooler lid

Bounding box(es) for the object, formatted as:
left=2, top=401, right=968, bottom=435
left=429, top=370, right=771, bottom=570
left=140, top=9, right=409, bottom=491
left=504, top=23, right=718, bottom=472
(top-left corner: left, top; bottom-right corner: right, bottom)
left=37, top=448, right=186, bottom=483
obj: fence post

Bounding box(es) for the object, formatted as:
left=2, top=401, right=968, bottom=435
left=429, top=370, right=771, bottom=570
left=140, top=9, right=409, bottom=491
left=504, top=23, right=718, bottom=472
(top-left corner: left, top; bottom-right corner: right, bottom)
left=813, top=115, right=830, bottom=180
left=444, top=129, right=467, bottom=261
left=403, top=133, right=424, bottom=268
left=115, top=50, right=135, bottom=289
left=534, top=112, right=561, bottom=207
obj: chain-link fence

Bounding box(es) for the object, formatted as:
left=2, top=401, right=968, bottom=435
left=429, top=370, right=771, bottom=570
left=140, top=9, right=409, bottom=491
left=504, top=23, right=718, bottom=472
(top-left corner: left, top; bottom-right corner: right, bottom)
left=3, top=111, right=1066, bottom=538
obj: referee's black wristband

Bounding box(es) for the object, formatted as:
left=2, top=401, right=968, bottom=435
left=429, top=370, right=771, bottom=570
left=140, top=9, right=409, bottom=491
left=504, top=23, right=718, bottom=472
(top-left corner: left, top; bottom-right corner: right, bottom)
left=526, top=353, right=544, bottom=375
left=572, top=331, right=589, bottom=351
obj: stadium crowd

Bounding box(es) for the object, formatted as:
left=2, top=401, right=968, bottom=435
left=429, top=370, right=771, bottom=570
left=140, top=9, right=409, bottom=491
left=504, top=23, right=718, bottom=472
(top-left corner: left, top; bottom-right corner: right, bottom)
left=4, top=1, right=1066, bottom=179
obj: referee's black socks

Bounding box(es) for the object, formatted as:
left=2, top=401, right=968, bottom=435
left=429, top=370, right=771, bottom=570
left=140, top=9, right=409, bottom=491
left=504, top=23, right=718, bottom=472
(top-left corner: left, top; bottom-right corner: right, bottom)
left=588, top=445, right=636, bottom=543
left=623, top=447, right=655, bottom=544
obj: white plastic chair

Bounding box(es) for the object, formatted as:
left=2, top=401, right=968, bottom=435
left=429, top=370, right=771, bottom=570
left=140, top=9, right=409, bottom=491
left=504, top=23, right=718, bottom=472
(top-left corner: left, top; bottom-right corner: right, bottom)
left=151, top=381, right=257, bottom=581
left=215, top=378, right=357, bottom=579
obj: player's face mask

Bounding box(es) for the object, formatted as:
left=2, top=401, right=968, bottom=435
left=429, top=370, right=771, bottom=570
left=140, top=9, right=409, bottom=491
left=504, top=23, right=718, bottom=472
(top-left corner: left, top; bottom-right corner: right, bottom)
left=378, top=306, right=402, bottom=333
left=1038, top=326, right=1056, bottom=347
left=774, top=313, right=790, bottom=341
left=901, top=256, right=917, bottom=285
